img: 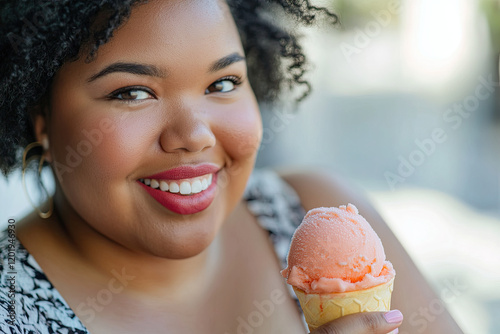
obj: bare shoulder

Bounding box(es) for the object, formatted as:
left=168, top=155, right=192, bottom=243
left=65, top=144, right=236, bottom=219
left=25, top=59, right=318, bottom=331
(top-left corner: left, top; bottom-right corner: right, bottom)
left=277, top=168, right=390, bottom=234
left=277, top=167, right=403, bottom=265
left=277, top=168, right=373, bottom=212
left=277, top=168, right=465, bottom=333
left=277, top=168, right=398, bottom=247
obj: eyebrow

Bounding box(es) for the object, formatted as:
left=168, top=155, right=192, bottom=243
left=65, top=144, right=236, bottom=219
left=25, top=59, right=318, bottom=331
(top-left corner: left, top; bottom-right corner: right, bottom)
left=208, top=52, right=246, bottom=73
left=87, top=62, right=166, bottom=82
left=87, top=52, right=246, bottom=83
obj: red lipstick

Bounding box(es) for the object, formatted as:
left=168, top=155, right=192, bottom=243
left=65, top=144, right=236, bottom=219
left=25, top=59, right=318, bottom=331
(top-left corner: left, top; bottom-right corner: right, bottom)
left=145, top=164, right=220, bottom=180
left=138, top=164, right=220, bottom=215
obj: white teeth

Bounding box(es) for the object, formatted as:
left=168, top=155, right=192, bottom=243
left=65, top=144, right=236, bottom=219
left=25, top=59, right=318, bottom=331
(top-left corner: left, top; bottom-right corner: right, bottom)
left=160, top=181, right=169, bottom=191
left=169, top=182, right=180, bottom=193
left=191, top=180, right=202, bottom=194
left=150, top=179, right=159, bottom=189
left=141, top=173, right=214, bottom=195
left=201, top=179, right=208, bottom=190
left=180, top=182, right=191, bottom=195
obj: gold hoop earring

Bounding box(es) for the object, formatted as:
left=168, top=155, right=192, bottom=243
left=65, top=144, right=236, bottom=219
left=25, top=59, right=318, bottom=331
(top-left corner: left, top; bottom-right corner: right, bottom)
left=22, top=142, right=54, bottom=219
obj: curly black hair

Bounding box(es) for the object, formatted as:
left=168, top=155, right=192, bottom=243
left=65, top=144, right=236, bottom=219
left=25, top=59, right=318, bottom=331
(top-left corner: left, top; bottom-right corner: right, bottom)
left=0, top=0, right=337, bottom=176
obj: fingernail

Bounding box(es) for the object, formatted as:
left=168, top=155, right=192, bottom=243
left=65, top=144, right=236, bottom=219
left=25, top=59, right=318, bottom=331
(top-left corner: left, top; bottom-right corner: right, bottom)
left=384, top=310, right=403, bottom=323
left=42, top=137, right=49, bottom=150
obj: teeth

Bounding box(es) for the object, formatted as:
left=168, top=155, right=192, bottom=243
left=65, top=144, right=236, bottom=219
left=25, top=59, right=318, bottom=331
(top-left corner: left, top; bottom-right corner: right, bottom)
left=141, top=173, right=214, bottom=195
left=180, top=182, right=191, bottom=195
left=169, top=182, right=180, bottom=193
left=160, top=181, right=169, bottom=191
left=201, top=179, right=208, bottom=190
left=191, top=180, right=202, bottom=194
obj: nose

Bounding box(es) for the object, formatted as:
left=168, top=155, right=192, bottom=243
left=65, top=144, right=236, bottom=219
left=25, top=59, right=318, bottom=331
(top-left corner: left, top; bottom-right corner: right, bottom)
left=159, top=102, right=216, bottom=153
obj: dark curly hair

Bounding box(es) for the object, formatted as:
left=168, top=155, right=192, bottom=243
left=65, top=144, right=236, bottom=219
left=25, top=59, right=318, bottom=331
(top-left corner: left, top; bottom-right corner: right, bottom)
left=0, top=0, right=337, bottom=176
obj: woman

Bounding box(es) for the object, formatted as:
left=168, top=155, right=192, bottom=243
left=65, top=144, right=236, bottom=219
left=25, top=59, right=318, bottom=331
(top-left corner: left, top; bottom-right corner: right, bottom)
left=0, top=1, right=463, bottom=333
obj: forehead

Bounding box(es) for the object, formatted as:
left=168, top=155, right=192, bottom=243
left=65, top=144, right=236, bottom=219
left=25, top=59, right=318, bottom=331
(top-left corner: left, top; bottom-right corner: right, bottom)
left=83, top=0, right=241, bottom=69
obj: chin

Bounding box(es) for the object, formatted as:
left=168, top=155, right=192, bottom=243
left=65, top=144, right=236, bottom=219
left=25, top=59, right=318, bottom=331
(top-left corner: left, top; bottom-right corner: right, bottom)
left=133, top=206, right=224, bottom=260
left=148, top=232, right=217, bottom=260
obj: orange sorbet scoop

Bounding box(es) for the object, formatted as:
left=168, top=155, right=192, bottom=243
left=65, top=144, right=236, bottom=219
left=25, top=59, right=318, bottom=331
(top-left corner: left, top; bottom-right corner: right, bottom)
left=281, top=204, right=395, bottom=293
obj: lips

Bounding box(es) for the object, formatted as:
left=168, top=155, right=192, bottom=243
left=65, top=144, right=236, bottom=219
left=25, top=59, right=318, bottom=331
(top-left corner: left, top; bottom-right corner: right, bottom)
left=138, top=164, right=220, bottom=215
left=146, top=164, right=220, bottom=180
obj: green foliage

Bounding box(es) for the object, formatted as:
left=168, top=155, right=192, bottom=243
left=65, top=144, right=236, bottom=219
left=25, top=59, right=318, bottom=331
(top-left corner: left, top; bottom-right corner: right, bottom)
left=479, top=0, right=500, bottom=54
left=331, top=0, right=401, bottom=30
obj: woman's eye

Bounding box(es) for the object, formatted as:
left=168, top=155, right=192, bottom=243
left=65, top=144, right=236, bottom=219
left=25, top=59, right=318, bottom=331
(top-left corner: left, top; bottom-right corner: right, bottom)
left=205, top=77, right=242, bottom=94
left=109, top=88, right=154, bottom=101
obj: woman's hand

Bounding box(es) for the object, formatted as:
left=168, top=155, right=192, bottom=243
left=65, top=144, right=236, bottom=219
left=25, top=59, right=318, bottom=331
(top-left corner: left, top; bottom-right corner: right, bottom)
left=310, top=310, right=403, bottom=334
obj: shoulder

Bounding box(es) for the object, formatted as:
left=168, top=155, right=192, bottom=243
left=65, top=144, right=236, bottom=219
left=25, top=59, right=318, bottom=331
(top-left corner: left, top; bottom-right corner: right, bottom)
left=0, top=227, right=89, bottom=333
left=244, top=169, right=305, bottom=226
left=277, top=167, right=370, bottom=211
left=244, top=167, right=379, bottom=232
left=0, top=228, right=39, bottom=331
left=0, top=228, right=30, bottom=331
left=0, top=227, right=21, bottom=278
left=276, top=168, right=393, bottom=241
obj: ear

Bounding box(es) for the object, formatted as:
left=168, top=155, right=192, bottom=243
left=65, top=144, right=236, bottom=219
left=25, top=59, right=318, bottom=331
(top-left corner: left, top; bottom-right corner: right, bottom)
left=32, top=105, right=53, bottom=163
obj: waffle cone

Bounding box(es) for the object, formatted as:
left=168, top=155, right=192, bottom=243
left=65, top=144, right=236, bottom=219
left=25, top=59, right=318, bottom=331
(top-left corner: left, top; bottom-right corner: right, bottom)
left=293, top=277, right=395, bottom=331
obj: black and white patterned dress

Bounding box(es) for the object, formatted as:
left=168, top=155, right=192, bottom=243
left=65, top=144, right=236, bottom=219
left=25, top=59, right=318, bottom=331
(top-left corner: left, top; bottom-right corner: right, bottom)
left=0, top=170, right=305, bottom=333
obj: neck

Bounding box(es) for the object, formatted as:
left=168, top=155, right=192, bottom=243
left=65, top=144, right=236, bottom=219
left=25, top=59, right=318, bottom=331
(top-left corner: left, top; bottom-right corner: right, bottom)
left=52, top=189, right=223, bottom=300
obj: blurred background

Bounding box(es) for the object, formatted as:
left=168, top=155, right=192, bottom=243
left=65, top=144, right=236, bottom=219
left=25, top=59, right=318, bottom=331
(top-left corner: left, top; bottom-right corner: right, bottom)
left=256, top=0, right=500, bottom=333
left=1, top=0, right=500, bottom=333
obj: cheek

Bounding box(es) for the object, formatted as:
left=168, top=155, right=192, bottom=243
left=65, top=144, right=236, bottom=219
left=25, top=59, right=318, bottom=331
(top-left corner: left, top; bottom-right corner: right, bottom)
left=50, top=110, right=156, bottom=185
left=48, top=98, right=151, bottom=206
left=214, top=97, right=263, bottom=163
left=48, top=105, right=160, bottom=237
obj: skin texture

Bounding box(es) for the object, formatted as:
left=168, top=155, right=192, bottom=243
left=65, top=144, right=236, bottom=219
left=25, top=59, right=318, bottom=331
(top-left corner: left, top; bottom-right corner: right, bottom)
left=14, top=0, right=462, bottom=333
left=280, top=169, right=464, bottom=334
left=43, top=0, right=262, bottom=261
left=18, top=1, right=304, bottom=333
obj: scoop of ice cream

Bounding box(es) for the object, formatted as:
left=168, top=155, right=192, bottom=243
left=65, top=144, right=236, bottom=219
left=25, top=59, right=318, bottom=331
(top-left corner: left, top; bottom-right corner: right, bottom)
left=281, top=204, right=395, bottom=293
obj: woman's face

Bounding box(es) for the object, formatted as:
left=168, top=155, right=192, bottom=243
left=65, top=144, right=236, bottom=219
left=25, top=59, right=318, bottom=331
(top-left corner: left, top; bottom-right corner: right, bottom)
left=44, top=0, right=262, bottom=258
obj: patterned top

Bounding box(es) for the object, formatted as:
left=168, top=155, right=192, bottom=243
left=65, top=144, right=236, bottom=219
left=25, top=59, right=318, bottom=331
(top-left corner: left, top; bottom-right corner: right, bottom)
left=0, top=169, right=305, bottom=333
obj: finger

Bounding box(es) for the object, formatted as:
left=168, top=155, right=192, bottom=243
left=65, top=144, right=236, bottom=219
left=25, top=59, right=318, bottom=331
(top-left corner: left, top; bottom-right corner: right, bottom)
left=311, top=310, right=403, bottom=334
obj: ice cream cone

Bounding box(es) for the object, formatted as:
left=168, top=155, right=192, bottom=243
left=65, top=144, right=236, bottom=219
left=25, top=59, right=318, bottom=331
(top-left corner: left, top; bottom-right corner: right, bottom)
left=293, top=277, right=395, bottom=331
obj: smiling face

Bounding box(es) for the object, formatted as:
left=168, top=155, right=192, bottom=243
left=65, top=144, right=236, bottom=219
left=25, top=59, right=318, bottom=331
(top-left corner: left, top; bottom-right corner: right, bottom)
left=41, top=0, right=262, bottom=259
